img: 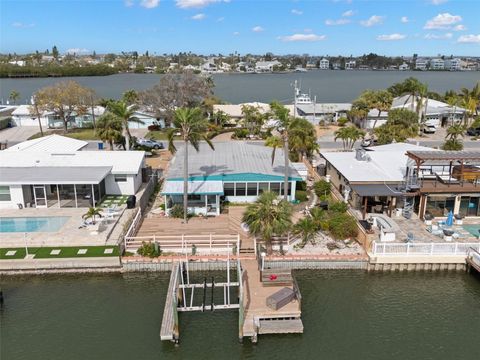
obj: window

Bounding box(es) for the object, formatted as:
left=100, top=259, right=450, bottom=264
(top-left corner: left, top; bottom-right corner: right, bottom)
left=270, top=183, right=280, bottom=194
left=247, top=183, right=258, bottom=196
left=0, top=186, right=11, bottom=201
left=187, top=194, right=201, bottom=201
left=224, top=183, right=235, bottom=196
left=425, top=196, right=455, bottom=217
left=235, top=183, right=246, bottom=196
left=280, top=183, right=292, bottom=196
left=258, top=183, right=269, bottom=194
left=114, top=175, right=127, bottom=182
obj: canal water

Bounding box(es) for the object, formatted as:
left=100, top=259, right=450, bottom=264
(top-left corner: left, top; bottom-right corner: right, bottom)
left=1, top=270, right=479, bottom=360
left=1, top=71, right=478, bottom=105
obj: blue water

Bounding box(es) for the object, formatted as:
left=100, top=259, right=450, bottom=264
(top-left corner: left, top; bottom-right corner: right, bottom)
left=463, top=224, right=480, bottom=238
left=0, top=216, right=69, bottom=232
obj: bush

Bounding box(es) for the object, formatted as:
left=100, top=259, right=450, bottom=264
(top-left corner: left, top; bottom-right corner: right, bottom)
left=0, top=117, right=11, bottom=130
left=170, top=204, right=186, bottom=218
left=337, top=117, right=348, bottom=127
left=329, top=201, right=348, bottom=213
left=328, top=213, right=358, bottom=240
left=314, top=180, right=331, bottom=197
left=296, top=181, right=307, bottom=191
left=137, top=241, right=162, bottom=258
left=232, top=128, right=249, bottom=139
left=296, top=190, right=308, bottom=202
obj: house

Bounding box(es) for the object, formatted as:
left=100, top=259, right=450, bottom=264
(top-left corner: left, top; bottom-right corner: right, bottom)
left=320, top=143, right=438, bottom=219
left=255, top=60, right=281, bottom=72
left=4, top=134, right=88, bottom=152
left=319, top=58, right=329, bottom=70
left=213, top=102, right=271, bottom=123
left=295, top=103, right=352, bottom=124
left=444, top=58, right=462, bottom=71
left=8, top=60, right=26, bottom=67
left=399, top=63, right=410, bottom=71
left=345, top=61, right=356, bottom=70
left=130, top=109, right=165, bottom=129
left=0, top=150, right=145, bottom=209
left=415, top=58, right=428, bottom=71
left=161, top=142, right=302, bottom=216
left=430, top=58, right=445, bottom=70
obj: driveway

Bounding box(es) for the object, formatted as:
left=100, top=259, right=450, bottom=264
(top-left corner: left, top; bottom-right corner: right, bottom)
left=0, top=126, right=39, bottom=145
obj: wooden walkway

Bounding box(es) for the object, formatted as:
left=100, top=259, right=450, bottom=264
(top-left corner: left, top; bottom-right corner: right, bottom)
left=241, top=259, right=302, bottom=341
left=160, top=262, right=180, bottom=341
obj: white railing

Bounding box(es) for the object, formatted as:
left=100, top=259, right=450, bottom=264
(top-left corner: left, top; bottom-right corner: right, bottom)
left=125, top=233, right=240, bottom=255
left=123, top=208, right=142, bottom=250
left=372, top=241, right=480, bottom=256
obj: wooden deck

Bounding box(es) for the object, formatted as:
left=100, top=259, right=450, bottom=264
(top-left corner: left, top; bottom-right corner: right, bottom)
left=420, top=180, right=480, bottom=193
left=241, top=259, right=302, bottom=340
left=160, top=262, right=180, bottom=342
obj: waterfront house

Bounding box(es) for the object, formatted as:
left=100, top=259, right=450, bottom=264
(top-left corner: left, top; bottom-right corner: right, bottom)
left=444, top=58, right=462, bottom=71
left=399, top=63, right=410, bottom=71
left=345, top=60, right=356, bottom=70
left=319, top=58, right=329, bottom=70
left=255, top=61, right=281, bottom=73
left=161, top=142, right=302, bottom=216
left=430, top=58, right=445, bottom=70
left=0, top=149, right=145, bottom=209
left=295, top=103, right=352, bottom=124
left=415, top=58, right=428, bottom=71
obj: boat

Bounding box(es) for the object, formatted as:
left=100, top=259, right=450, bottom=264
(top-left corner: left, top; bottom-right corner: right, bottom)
left=296, top=93, right=312, bottom=105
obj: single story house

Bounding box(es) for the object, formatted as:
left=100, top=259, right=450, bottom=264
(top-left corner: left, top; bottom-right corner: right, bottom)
left=4, top=134, right=88, bottom=152
left=161, top=142, right=303, bottom=216
left=295, top=103, right=352, bottom=124
left=0, top=150, right=145, bottom=209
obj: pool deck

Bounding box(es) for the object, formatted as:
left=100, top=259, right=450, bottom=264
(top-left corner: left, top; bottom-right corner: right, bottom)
left=0, top=208, right=123, bottom=247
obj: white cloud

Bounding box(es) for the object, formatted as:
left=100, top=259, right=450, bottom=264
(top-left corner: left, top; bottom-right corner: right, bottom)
left=66, top=48, right=90, bottom=55
left=233, top=31, right=239, bottom=36
left=278, top=33, right=326, bottom=42
left=291, top=9, right=303, bottom=15
left=140, top=0, right=160, bottom=8
left=360, top=15, right=384, bottom=27
left=342, top=10, right=354, bottom=17
left=424, top=33, right=453, bottom=39
left=457, top=34, right=480, bottom=43
left=376, top=33, right=406, bottom=41
left=424, top=13, right=462, bottom=29
left=453, top=24, right=466, bottom=31
left=252, top=26, right=264, bottom=32
left=401, top=16, right=409, bottom=23
left=124, top=0, right=134, bottom=7
left=176, top=0, right=228, bottom=9
left=430, top=0, right=448, bottom=5
left=325, top=18, right=350, bottom=26
left=191, top=13, right=205, bottom=20
left=12, top=22, right=35, bottom=28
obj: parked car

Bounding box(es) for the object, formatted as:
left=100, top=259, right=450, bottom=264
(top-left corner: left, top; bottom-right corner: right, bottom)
left=466, top=126, right=480, bottom=136
left=361, top=136, right=377, bottom=147
left=137, top=138, right=164, bottom=149
left=421, top=124, right=437, bottom=134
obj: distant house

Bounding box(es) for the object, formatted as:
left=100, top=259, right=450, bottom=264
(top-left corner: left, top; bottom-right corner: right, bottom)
left=319, top=58, right=329, bottom=70
left=130, top=109, right=165, bottom=129
left=201, top=61, right=217, bottom=73
left=415, top=58, right=427, bottom=71
left=444, top=58, right=462, bottom=71
left=296, top=103, right=352, bottom=124
left=255, top=60, right=281, bottom=72
left=8, top=60, right=26, bottom=67
left=399, top=63, right=410, bottom=71
left=430, top=58, right=445, bottom=70
left=345, top=60, right=356, bottom=70
left=161, top=142, right=302, bottom=216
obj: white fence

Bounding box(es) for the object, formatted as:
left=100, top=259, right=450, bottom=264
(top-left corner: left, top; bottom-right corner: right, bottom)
left=372, top=241, right=480, bottom=256
left=125, top=234, right=240, bottom=255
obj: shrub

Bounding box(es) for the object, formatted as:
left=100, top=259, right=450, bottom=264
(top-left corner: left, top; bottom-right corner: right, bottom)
left=329, top=201, right=348, bottom=213
left=170, top=204, right=186, bottom=218
left=296, top=190, right=308, bottom=202
left=137, top=241, right=162, bottom=258
left=296, top=181, right=307, bottom=191
left=233, top=128, right=249, bottom=139
left=337, top=117, right=348, bottom=127
left=314, top=180, right=331, bottom=197
left=328, top=213, right=358, bottom=240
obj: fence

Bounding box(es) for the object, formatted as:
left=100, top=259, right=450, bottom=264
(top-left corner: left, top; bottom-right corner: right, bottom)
left=372, top=241, right=480, bottom=256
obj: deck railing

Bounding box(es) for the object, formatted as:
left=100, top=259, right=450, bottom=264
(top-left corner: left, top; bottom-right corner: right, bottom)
left=372, top=241, right=480, bottom=256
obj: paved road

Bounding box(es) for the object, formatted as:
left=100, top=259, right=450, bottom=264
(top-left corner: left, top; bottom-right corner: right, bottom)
left=0, top=127, right=39, bottom=145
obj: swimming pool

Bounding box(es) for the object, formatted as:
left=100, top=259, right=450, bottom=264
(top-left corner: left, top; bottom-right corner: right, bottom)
left=0, top=217, right=70, bottom=233
left=462, top=224, right=480, bottom=238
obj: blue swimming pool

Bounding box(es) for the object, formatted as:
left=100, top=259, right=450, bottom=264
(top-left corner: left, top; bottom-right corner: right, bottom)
left=0, top=217, right=70, bottom=233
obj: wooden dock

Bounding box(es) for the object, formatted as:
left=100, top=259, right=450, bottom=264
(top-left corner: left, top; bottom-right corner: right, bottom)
left=160, top=262, right=180, bottom=342
left=240, top=259, right=303, bottom=342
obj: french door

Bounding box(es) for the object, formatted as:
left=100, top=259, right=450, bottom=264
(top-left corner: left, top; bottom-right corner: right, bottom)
left=33, top=185, right=47, bottom=208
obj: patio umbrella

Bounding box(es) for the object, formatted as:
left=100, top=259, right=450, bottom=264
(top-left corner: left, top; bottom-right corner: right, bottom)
left=446, top=210, right=454, bottom=227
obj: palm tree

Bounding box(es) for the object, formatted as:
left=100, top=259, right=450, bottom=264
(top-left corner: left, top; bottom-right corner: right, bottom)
left=292, top=218, right=318, bottom=248
left=334, top=126, right=365, bottom=150
left=82, top=207, right=103, bottom=225
left=269, top=101, right=294, bottom=201
left=443, top=124, right=465, bottom=150
left=242, top=191, right=293, bottom=254
left=369, top=90, right=393, bottom=130
left=167, top=107, right=214, bottom=223
left=107, top=101, right=144, bottom=150
left=96, top=113, right=123, bottom=150
left=288, top=118, right=320, bottom=161
left=9, top=90, right=20, bottom=105
left=445, top=93, right=459, bottom=127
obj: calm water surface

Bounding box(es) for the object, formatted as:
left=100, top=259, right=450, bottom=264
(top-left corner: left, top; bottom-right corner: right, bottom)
left=1, top=270, right=479, bottom=360
left=1, top=71, right=479, bottom=104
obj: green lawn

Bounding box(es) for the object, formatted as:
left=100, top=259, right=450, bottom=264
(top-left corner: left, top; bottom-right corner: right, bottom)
left=146, top=130, right=170, bottom=140
left=99, top=195, right=128, bottom=208
left=28, top=128, right=101, bottom=141
left=0, top=246, right=119, bottom=260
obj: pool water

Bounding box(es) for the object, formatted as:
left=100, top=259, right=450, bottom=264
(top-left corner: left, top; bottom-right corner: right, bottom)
left=0, top=216, right=70, bottom=233
left=463, top=224, right=480, bottom=238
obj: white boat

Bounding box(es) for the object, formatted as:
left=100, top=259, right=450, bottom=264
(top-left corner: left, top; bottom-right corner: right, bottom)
left=296, top=93, right=312, bottom=104
left=294, top=67, right=307, bottom=72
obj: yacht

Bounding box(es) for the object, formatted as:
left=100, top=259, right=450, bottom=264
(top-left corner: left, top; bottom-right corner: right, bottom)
left=296, top=93, right=313, bottom=104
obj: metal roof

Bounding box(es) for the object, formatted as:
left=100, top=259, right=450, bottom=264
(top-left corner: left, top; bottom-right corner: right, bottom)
left=0, top=166, right=111, bottom=185
left=350, top=184, right=405, bottom=197
left=406, top=151, right=480, bottom=162
left=167, top=142, right=302, bottom=181
left=162, top=180, right=224, bottom=195
left=5, top=134, right=88, bottom=152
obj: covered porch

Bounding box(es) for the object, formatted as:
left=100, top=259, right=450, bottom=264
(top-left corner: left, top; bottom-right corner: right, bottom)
left=162, top=180, right=223, bottom=216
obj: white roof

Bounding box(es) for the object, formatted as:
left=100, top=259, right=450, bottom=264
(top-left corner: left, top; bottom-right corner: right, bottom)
left=321, top=143, right=440, bottom=183
left=5, top=134, right=88, bottom=152
left=392, top=95, right=465, bottom=114
left=0, top=151, right=145, bottom=174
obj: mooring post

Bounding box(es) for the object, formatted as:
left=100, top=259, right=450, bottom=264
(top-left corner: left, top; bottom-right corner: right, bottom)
left=202, top=277, right=207, bottom=312
left=211, top=277, right=215, bottom=311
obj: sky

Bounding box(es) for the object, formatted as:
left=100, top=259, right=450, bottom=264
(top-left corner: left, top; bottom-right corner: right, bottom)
left=0, top=0, right=479, bottom=56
